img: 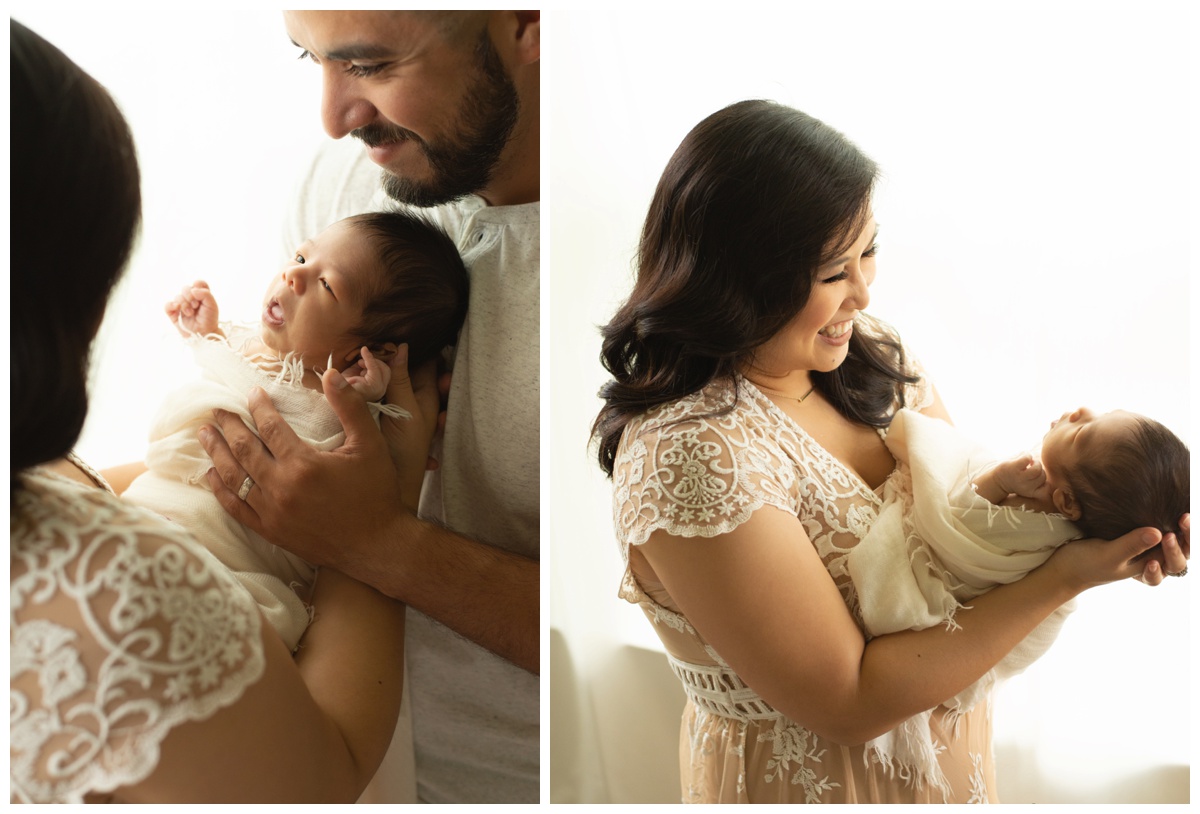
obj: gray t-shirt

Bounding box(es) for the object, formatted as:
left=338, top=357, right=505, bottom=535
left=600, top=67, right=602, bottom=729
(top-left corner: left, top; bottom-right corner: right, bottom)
left=284, top=138, right=540, bottom=803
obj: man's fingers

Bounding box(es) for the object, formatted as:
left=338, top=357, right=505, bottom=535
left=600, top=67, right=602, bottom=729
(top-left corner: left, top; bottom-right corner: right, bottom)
left=204, top=466, right=265, bottom=534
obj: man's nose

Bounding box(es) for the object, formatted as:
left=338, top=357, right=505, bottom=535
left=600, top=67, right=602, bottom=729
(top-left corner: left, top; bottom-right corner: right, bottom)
left=321, top=70, right=376, bottom=139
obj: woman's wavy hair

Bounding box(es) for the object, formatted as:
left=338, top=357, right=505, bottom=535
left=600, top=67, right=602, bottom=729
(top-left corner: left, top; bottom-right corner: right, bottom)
left=593, top=100, right=916, bottom=476
left=11, top=19, right=142, bottom=490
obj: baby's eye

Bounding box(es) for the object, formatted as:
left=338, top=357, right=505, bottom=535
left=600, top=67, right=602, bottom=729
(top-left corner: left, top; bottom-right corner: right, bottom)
left=320, top=279, right=333, bottom=294
left=295, top=254, right=305, bottom=264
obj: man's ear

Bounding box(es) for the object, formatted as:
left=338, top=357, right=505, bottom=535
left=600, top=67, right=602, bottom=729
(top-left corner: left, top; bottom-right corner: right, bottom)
left=501, top=11, right=539, bottom=65
left=1052, top=487, right=1082, bottom=521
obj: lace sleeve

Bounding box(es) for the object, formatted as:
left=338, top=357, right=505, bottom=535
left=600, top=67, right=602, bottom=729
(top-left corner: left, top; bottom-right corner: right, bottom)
left=902, top=347, right=934, bottom=412
left=10, top=472, right=266, bottom=804
left=612, top=386, right=797, bottom=553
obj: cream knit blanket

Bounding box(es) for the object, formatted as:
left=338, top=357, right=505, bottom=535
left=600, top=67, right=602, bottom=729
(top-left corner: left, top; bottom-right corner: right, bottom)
left=123, top=325, right=409, bottom=651
left=847, top=409, right=1079, bottom=796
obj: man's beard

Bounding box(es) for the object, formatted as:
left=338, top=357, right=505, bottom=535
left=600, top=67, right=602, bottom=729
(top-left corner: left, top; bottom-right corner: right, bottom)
left=354, top=30, right=520, bottom=208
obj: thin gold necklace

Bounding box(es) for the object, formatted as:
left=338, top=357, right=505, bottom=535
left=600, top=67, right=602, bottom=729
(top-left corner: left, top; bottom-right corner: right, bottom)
left=749, top=380, right=816, bottom=404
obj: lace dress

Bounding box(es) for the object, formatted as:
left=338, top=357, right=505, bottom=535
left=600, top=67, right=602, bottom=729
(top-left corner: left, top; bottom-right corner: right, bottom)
left=10, top=462, right=266, bottom=803
left=612, top=365, right=999, bottom=803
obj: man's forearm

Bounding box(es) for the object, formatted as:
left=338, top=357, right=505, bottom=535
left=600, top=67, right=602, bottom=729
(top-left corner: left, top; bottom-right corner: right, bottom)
left=345, top=512, right=539, bottom=674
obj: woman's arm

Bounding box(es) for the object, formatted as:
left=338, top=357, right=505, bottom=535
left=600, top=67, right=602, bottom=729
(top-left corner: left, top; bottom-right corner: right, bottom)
left=639, top=504, right=1164, bottom=747
left=116, top=568, right=405, bottom=803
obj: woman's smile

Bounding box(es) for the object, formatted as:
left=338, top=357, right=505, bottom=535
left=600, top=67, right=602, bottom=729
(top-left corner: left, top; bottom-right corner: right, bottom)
left=818, top=318, right=854, bottom=345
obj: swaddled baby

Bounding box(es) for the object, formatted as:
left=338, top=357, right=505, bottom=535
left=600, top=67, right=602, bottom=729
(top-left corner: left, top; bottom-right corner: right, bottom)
left=123, top=210, right=468, bottom=651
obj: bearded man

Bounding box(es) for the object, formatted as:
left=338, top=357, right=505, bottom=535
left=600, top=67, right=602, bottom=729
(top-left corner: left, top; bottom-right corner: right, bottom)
left=201, top=11, right=540, bottom=804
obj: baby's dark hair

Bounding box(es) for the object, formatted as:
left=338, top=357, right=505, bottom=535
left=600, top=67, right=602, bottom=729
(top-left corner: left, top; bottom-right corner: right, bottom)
left=347, top=210, right=469, bottom=367
left=1068, top=417, right=1189, bottom=540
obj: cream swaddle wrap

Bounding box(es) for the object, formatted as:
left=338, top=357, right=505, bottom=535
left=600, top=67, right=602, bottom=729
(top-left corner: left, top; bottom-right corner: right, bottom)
left=123, top=324, right=409, bottom=651
left=847, top=408, right=1079, bottom=795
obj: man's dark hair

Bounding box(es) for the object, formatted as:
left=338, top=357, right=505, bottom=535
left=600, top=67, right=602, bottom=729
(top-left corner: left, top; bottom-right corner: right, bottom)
left=348, top=210, right=469, bottom=368
left=1069, top=417, right=1189, bottom=540
left=11, top=19, right=142, bottom=489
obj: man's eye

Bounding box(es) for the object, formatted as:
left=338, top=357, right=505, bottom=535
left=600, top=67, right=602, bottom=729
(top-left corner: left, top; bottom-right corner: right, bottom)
left=344, top=63, right=387, bottom=78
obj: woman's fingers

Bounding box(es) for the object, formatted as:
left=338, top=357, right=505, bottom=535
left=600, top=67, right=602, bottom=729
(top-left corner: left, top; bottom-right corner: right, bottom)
left=1161, top=532, right=1189, bottom=577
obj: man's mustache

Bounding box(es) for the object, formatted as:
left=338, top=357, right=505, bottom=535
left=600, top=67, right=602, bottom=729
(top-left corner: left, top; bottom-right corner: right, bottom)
left=352, top=123, right=422, bottom=149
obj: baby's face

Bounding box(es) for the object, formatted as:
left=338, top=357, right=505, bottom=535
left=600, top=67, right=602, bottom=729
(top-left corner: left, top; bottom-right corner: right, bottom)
left=261, top=219, right=373, bottom=369
left=1040, top=407, right=1139, bottom=485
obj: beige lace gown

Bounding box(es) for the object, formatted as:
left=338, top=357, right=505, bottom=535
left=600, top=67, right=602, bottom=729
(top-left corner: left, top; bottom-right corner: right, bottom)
left=10, top=464, right=265, bottom=803
left=612, top=367, right=999, bottom=804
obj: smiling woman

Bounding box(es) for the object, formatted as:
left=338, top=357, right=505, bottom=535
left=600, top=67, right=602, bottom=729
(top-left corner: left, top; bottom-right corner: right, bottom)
left=548, top=7, right=1190, bottom=805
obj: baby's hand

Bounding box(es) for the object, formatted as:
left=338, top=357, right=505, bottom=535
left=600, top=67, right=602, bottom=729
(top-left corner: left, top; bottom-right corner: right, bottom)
left=994, top=453, right=1049, bottom=500
left=165, top=280, right=220, bottom=337
left=342, top=346, right=391, bottom=402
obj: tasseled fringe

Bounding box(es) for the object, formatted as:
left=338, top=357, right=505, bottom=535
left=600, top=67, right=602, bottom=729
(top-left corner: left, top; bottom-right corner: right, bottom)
left=863, top=719, right=954, bottom=803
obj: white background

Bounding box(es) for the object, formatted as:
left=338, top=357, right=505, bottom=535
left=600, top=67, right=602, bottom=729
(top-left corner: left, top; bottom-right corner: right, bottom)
left=10, top=8, right=327, bottom=469
left=545, top=3, right=1192, bottom=804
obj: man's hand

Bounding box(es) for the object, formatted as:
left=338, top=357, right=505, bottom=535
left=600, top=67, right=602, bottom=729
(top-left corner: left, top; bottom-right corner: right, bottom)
left=165, top=280, right=221, bottom=337
left=198, top=345, right=436, bottom=569
left=379, top=350, right=443, bottom=482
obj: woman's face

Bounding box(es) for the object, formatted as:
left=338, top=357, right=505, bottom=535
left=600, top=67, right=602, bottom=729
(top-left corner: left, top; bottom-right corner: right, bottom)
left=749, top=215, right=878, bottom=379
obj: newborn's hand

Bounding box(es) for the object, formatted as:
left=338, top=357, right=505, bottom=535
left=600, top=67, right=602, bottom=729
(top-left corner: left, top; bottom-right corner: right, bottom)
left=342, top=346, right=390, bottom=402
left=165, top=280, right=221, bottom=337
left=994, top=453, right=1049, bottom=500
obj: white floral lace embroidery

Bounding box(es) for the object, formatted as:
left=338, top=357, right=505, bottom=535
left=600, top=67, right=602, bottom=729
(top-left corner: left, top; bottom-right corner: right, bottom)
left=613, top=329, right=980, bottom=801
left=10, top=468, right=265, bottom=803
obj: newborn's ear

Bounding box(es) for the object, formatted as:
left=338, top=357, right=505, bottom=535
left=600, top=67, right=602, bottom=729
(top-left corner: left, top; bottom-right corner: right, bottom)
left=371, top=342, right=400, bottom=363
left=1052, top=487, right=1082, bottom=521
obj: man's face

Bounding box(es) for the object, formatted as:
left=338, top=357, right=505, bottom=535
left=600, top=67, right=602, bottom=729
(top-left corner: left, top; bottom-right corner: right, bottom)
left=284, top=11, right=520, bottom=207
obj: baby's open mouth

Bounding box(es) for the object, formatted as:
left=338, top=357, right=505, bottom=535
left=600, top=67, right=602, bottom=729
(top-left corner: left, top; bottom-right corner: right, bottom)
left=263, top=300, right=285, bottom=327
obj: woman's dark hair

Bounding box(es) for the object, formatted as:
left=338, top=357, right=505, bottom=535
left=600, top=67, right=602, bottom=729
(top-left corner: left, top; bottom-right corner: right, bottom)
left=1067, top=417, right=1189, bottom=540
left=593, top=100, right=916, bottom=476
left=348, top=210, right=469, bottom=368
left=11, top=19, right=142, bottom=489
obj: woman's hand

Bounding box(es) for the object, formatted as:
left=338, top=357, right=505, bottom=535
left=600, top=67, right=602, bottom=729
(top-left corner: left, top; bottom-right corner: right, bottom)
left=165, top=280, right=221, bottom=337
left=1045, top=526, right=1172, bottom=593
left=1135, top=513, right=1190, bottom=585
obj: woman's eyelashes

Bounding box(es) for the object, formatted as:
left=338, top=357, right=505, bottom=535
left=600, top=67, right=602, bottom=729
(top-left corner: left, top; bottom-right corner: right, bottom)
left=821, top=245, right=878, bottom=284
